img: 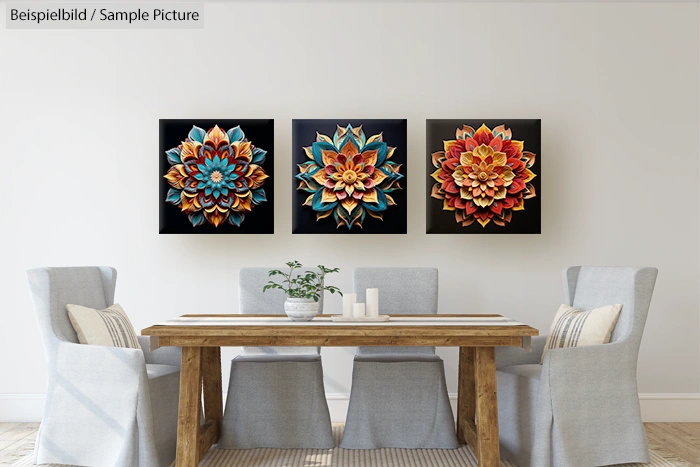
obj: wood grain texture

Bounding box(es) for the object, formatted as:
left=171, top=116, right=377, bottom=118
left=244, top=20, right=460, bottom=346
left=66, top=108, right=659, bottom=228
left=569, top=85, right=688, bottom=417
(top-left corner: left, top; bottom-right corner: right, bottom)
left=165, top=336, right=524, bottom=348
left=457, top=347, right=476, bottom=444
left=645, top=423, right=700, bottom=465
left=198, top=420, right=218, bottom=462
left=176, top=346, right=203, bottom=467
left=0, top=424, right=20, bottom=436
left=463, top=420, right=479, bottom=459
left=474, top=347, right=499, bottom=467
left=0, top=423, right=37, bottom=457
left=201, top=346, right=223, bottom=445
left=141, top=314, right=539, bottom=343
left=0, top=424, right=34, bottom=442
left=143, top=326, right=538, bottom=338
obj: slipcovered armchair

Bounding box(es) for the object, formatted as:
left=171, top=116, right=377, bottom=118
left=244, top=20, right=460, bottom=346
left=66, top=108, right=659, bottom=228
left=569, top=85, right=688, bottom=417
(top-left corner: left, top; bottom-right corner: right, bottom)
left=495, top=266, right=658, bottom=467
left=26, top=267, right=181, bottom=467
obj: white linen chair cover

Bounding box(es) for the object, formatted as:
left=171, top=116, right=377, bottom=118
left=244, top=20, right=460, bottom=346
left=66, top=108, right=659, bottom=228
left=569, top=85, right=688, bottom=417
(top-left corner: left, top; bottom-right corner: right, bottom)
left=217, top=267, right=334, bottom=449
left=340, top=267, right=459, bottom=449
left=495, top=266, right=658, bottom=467
left=26, top=266, right=181, bottom=467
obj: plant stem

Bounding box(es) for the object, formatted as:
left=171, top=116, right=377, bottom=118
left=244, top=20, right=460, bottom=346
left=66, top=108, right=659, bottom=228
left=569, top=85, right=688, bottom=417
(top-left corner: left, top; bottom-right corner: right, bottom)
left=317, top=269, right=325, bottom=296
left=287, top=263, right=296, bottom=297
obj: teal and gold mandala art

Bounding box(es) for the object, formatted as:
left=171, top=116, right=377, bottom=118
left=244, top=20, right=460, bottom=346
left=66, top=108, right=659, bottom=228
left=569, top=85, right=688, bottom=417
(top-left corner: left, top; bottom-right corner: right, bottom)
left=295, top=124, right=403, bottom=230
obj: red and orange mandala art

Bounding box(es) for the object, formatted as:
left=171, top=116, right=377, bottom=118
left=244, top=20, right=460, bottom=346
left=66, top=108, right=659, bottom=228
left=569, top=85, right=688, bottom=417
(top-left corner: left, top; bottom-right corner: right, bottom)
left=430, top=124, right=537, bottom=228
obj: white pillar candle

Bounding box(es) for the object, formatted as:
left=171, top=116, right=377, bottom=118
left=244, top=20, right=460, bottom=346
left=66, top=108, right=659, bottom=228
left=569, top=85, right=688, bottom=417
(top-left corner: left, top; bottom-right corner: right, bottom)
left=353, top=303, right=366, bottom=319
left=342, top=293, right=356, bottom=318
left=366, top=288, right=379, bottom=318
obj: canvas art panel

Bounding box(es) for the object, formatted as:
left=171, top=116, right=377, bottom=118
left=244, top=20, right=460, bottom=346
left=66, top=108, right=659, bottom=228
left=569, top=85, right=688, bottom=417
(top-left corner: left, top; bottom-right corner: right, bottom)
left=159, top=119, right=274, bottom=234
left=292, top=119, right=407, bottom=234
left=426, top=119, right=541, bottom=234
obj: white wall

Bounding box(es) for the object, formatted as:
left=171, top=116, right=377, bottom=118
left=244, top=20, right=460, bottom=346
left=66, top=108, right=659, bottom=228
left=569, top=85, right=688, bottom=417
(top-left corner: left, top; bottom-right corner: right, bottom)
left=1, top=1, right=699, bottom=421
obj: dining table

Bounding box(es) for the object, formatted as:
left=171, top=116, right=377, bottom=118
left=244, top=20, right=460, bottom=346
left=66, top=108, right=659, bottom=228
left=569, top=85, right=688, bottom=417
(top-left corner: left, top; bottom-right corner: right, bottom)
left=141, top=314, right=538, bottom=467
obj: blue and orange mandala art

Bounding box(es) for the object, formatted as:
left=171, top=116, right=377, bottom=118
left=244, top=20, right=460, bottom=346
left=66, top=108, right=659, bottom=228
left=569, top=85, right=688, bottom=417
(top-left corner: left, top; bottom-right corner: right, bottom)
left=295, top=124, right=403, bottom=230
left=163, top=125, right=269, bottom=228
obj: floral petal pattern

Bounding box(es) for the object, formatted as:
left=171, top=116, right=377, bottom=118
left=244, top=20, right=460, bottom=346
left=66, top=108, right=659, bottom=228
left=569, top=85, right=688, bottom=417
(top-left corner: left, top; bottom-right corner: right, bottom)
left=163, top=125, right=269, bottom=228
left=430, top=123, right=537, bottom=228
left=296, top=124, right=403, bottom=230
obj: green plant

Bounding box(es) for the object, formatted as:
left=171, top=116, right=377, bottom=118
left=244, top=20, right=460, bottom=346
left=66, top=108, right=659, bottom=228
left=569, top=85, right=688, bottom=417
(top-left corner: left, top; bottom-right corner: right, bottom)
left=263, top=261, right=342, bottom=302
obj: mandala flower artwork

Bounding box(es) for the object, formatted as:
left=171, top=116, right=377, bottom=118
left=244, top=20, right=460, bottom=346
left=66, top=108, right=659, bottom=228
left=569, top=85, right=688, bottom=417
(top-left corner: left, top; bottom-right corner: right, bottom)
left=296, top=124, right=403, bottom=229
left=430, top=124, right=537, bottom=227
left=164, top=125, right=269, bottom=228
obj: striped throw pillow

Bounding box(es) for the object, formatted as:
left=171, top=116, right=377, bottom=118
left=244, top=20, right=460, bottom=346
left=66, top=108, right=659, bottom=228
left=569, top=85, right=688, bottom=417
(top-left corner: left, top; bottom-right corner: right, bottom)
left=66, top=303, right=140, bottom=349
left=541, top=304, right=622, bottom=363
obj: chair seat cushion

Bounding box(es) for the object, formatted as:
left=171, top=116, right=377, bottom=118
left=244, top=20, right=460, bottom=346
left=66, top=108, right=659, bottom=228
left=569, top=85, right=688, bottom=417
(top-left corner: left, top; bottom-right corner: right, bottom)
left=497, top=364, right=543, bottom=380
left=146, top=363, right=180, bottom=380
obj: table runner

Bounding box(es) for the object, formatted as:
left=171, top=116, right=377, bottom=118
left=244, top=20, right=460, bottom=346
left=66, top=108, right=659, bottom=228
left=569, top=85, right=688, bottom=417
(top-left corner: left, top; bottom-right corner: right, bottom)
left=156, top=316, right=527, bottom=327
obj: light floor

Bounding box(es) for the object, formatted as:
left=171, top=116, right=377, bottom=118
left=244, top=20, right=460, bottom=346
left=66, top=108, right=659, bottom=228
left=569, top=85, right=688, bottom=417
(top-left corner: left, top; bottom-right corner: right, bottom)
left=0, top=422, right=698, bottom=467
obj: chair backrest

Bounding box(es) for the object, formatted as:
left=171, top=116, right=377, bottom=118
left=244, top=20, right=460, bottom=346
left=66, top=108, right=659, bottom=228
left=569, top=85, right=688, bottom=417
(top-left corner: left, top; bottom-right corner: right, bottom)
left=353, top=267, right=438, bottom=356
left=26, top=267, right=117, bottom=357
left=239, top=267, right=323, bottom=355
left=353, top=267, right=438, bottom=315
left=563, top=266, right=657, bottom=350
left=239, top=267, right=324, bottom=315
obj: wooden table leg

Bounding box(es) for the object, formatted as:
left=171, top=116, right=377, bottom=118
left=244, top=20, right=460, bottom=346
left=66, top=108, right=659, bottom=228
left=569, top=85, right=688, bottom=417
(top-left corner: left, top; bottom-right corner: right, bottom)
left=458, top=346, right=500, bottom=466
left=457, top=347, right=476, bottom=445
left=199, top=347, right=223, bottom=460
left=474, top=346, right=500, bottom=467
left=176, top=346, right=203, bottom=467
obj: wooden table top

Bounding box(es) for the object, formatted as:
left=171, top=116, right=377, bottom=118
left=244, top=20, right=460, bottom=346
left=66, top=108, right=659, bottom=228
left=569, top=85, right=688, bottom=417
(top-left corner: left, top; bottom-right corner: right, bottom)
left=141, top=314, right=539, bottom=341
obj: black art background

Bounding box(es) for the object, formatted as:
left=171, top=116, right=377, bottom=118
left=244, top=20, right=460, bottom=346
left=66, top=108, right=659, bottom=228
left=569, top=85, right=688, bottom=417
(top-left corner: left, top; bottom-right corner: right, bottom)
left=426, top=119, right=541, bottom=234
left=292, top=119, right=407, bottom=234
left=159, top=119, right=275, bottom=234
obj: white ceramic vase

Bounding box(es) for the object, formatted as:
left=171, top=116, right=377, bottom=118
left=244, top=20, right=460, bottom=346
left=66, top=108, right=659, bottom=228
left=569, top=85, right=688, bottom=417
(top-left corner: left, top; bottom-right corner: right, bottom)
left=284, top=297, right=319, bottom=322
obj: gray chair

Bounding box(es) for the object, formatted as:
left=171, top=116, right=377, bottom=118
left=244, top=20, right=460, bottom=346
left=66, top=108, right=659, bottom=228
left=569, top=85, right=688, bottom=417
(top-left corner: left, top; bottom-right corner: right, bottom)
left=340, top=267, right=459, bottom=449
left=495, top=266, right=658, bottom=467
left=218, top=267, right=334, bottom=449
left=26, top=267, right=181, bottom=467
